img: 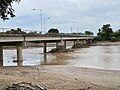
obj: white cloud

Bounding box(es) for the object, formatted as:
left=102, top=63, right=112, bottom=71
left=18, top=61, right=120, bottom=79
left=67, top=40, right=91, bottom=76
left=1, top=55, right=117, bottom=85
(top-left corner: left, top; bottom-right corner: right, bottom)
left=0, top=0, right=120, bottom=34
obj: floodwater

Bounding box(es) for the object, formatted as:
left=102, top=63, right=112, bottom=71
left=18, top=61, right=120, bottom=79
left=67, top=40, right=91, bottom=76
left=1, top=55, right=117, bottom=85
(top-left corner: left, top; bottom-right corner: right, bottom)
left=1, top=46, right=120, bottom=70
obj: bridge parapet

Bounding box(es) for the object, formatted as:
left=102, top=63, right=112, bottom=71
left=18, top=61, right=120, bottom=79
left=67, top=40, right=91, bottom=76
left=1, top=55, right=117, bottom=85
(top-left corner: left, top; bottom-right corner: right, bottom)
left=0, top=35, right=94, bottom=42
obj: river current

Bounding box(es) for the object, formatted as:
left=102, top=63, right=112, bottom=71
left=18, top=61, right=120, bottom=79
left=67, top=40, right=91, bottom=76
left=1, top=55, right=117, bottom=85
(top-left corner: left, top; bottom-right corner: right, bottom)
left=2, top=46, right=120, bottom=70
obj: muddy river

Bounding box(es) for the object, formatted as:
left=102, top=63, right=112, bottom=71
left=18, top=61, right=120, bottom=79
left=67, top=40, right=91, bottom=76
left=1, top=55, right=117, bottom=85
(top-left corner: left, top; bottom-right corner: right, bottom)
left=2, top=46, right=120, bottom=70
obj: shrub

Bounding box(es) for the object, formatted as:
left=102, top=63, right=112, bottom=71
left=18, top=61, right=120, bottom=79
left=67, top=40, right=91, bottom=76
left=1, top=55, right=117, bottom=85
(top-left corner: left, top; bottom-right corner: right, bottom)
left=117, top=36, right=120, bottom=41
left=111, top=36, right=117, bottom=42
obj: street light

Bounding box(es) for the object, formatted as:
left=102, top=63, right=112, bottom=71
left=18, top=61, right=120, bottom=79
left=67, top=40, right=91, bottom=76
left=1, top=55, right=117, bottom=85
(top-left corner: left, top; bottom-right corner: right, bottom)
left=33, top=9, right=43, bottom=32
left=71, top=24, right=76, bottom=33
left=43, top=17, right=50, bottom=34
left=71, top=27, right=73, bottom=33
left=73, top=21, right=79, bottom=34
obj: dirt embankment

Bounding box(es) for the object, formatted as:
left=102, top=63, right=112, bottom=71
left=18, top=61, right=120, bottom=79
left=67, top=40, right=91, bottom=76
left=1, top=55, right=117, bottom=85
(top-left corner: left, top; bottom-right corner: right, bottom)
left=0, top=66, right=120, bottom=90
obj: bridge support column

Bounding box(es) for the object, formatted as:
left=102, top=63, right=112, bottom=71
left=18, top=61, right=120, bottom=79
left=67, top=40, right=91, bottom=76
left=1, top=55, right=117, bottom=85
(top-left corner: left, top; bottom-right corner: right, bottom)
left=43, top=42, right=47, bottom=53
left=0, top=45, right=3, bottom=66
left=76, top=39, right=79, bottom=44
left=17, top=61, right=22, bottom=66
left=89, top=39, right=93, bottom=44
left=56, top=42, right=59, bottom=48
left=83, top=40, right=87, bottom=45
left=64, top=41, right=66, bottom=49
left=23, top=36, right=27, bottom=46
left=17, top=45, right=22, bottom=62
left=43, top=53, right=47, bottom=64
left=86, top=40, right=90, bottom=44
left=73, top=41, right=76, bottom=46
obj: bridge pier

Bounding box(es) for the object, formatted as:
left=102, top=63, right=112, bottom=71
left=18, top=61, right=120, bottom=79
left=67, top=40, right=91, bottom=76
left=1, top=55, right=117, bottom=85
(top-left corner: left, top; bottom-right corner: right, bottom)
left=86, top=39, right=90, bottom=44
left=73, top=41, right=76, bottom=46
left=17, top=45, right=23, bottom=62
left=83, top=39, right=93, bottom=45
left=56, top=42, right=59, bottom=48
left=76, top=39, right=80, bottom=44
left=17, top=61, right=22, bottom=66
left=83, top=40, right=87, bottom=45
left=43, top=42, right=47, bottom=53
left=89, top=39, right=93, bottom=44
left=0, top=45, right=3, bottom=66
left=43, top=53, right=47, bottom=64
left=64, top=41, right=66, bottom=49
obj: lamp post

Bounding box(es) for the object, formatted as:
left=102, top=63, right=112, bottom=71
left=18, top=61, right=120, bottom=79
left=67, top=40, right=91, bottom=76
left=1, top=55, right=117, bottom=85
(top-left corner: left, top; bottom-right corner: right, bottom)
left=73, top=21, right=79, bottom=34
left=71, top=27, right=73, bottom=33
left=71, top=24, right=76, bottom=34
left=33, top=9, right=43, bottom=32
left=43, top=17, right=50, bottom=34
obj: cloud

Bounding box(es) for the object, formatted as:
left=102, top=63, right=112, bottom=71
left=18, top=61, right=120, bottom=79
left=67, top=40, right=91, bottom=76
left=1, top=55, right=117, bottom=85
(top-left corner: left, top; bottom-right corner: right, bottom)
left=0, top=0, right=120, bottom=34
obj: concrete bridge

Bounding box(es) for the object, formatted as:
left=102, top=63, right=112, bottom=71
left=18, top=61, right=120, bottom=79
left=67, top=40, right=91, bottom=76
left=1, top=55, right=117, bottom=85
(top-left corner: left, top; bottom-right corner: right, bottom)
left=0, top=34, right=96, bottom=65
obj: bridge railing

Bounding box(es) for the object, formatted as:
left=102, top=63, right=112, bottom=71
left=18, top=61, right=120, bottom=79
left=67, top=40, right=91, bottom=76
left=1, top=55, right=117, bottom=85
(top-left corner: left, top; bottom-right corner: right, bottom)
left=0, top=33, right=95, bottom=38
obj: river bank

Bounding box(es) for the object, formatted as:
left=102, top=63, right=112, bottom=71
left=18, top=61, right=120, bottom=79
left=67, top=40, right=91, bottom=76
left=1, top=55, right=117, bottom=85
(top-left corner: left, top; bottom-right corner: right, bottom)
left=0, top=66, right=120, bottom=90
left=1, top=41, right=120, bottom=90
left=93, top=41, right=120, bottom=46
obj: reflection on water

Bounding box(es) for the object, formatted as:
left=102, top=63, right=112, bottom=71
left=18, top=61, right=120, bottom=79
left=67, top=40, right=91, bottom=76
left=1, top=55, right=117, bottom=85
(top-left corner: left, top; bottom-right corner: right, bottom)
left=3, top=47, right=70, bottom=66
left=0, top=61, right=3, bottom=66
left=2, top=46, right=120, bottom=70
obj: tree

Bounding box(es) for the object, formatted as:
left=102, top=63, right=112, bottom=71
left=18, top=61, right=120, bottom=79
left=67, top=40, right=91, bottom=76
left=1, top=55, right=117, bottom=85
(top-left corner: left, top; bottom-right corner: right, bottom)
left=0, top=0, right=20, bottom=20
left=85, top=31, right=94, bottom=35
left=113, top=29, right=120, bottom=38
left=111, top=36, right=117, bottom=42
left=6, top=28, right=26, bottom=34
left=48, top=28, right=59, bottom=34
left=97, top=24, right=113, bottom=40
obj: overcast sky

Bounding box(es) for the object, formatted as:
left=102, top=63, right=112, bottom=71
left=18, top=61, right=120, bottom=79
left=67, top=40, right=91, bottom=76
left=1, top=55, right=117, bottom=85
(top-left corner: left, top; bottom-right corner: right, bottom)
left=0, top=0, right=120, bottom=34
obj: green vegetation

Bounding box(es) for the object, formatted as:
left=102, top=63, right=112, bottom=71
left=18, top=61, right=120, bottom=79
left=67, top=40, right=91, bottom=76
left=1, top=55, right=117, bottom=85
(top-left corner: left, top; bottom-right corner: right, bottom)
left=85, top=31, right=94, bottom=35
left=71, top=31, right=94, bottom=36
left=6, top=28, right=26, bottom=34
left=0, top=0, right=20, bottom=20
left=97, top=24, right=120, bottom=42
left=97, top=24, right=113, bottom=40
left=48, top=28, right=59, bottom=34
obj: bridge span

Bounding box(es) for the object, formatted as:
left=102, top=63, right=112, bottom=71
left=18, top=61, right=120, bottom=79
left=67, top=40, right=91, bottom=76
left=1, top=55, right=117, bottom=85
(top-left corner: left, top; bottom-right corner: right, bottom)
left=0, top=34, right=96, bottom=65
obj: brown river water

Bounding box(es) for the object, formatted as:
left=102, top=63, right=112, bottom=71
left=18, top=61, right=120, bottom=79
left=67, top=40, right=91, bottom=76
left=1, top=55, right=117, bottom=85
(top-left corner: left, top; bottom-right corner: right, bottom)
left=2, top=45, right=120, bottom=70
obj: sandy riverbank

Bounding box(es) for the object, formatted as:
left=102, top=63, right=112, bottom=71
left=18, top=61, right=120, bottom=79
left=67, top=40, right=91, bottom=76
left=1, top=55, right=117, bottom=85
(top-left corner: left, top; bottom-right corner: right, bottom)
left=94, top=41, right=120, bottom=46
left=0, top=66, right=120, bottom=90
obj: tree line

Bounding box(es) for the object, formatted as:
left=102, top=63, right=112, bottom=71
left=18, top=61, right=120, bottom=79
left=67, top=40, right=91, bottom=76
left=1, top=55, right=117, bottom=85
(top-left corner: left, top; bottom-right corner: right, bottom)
left=97, top=24, right=120, bottom=42
left=47, top=28, right=94, bottom=35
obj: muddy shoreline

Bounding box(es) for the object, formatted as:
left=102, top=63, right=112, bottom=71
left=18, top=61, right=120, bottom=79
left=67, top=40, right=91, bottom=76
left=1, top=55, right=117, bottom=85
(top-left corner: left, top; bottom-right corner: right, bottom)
left=0, top=65, right=120, bottom=90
